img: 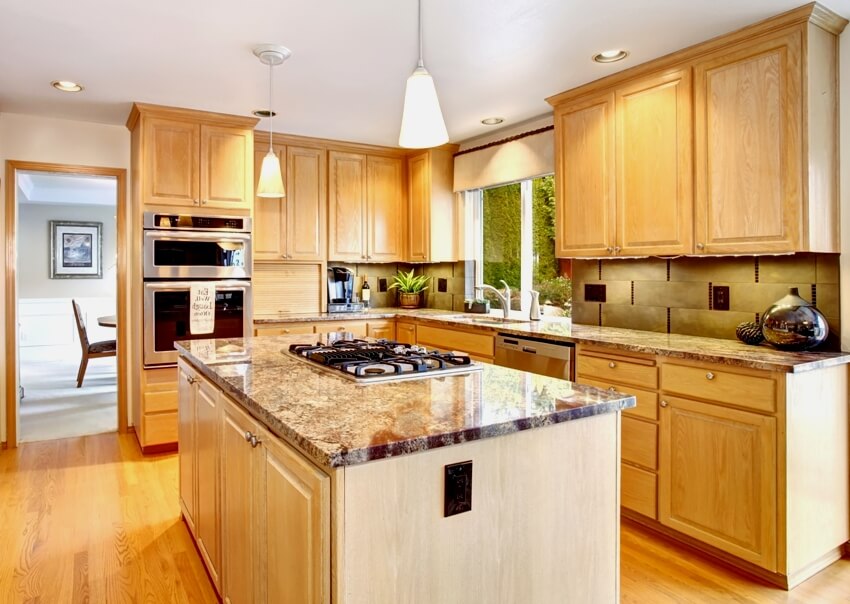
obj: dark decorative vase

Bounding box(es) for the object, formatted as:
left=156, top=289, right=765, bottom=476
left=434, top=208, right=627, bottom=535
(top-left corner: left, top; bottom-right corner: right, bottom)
left=760, top=287, right=828, bottom=351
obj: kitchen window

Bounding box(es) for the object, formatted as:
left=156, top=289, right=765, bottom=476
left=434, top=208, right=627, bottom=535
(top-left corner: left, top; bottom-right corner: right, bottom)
left=465, top=175, right=570, bottom=315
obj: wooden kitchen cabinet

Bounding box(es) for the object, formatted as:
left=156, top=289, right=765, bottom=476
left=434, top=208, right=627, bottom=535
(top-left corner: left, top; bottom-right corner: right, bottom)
left=328, top=151, right=405, bottom=262
left=255, top=322, right=316, bottom=337
left=408, top=146, right=458, bottom=262
left=366, top=320, right=396, bottom=340
left=177, top=362, right=197, bottom=534
left=552, top=69, right=691, bottom=258
left=396, top=320, right=416, bottom=344
left=254, top=142, right=327, bottom=262
left=547, top=5, right=844, bottom=257
left=659, top=395, right=777, bottom=571
left=128, top=104, right=257, bottom=210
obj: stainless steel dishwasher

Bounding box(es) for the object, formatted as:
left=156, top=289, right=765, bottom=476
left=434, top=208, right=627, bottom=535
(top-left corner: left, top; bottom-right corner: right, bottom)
left=495, top=334, right=575, bottom=381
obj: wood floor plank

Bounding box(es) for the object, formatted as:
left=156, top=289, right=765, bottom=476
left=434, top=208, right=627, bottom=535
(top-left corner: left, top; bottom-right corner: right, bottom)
left=1, top=433, right=848, bottom=603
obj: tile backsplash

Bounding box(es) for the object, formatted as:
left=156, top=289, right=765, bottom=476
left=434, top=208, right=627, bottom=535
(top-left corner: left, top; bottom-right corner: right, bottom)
left=571, top=254, right=840, bottom=346
left=327, top=261, right=474, bottom=310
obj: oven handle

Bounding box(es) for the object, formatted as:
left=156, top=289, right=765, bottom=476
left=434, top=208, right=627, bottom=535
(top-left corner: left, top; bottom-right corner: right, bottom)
left=144, top=231, right=252, bottom=244
left=144, top=280, right=253, bottom=292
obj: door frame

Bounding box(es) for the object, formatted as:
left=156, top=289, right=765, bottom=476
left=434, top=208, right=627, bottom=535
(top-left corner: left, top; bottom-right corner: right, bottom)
left=4, top=160, right=129, bottom=446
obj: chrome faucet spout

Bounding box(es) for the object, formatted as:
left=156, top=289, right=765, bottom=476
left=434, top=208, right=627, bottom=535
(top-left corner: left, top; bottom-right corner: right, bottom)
left=475, top=281, right=511, bottom=318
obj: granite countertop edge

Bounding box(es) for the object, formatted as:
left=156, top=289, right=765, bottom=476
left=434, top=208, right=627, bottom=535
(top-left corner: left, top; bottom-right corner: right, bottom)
left=252, top=310, right=850, bottom=374
left=176, top=343, right=636, bottom=470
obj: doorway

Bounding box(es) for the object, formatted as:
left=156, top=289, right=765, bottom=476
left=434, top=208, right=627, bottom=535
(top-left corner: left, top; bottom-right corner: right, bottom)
left=5, top=161, right=128, bottom=445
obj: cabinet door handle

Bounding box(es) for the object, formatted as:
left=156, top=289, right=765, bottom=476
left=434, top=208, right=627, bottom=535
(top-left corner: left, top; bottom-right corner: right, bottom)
left=608, top=361, right=616, bottom=369
left=244, top=430, right=254, bottom=443
left=660, top=400, right=669, bottom=408
left=614, top=246, right=621, bottom=253
left=185, top=375, right=196, bottom=384
left=193, top=199, right=200, bottom=206
left=696, top=243, right=705, bottom=250
left=706, top=372, right=715, bottom=381
left=249, top=434, right=261, bottom=448
left=201, top=199, right=208, bottom=206
left=606, top=247, right=614, bottom=254
left=608, top=386, right=617, bottom=392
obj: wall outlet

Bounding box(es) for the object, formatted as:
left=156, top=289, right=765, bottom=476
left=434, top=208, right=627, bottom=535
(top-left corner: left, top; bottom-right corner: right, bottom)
left=712, top=285, right=730, bottom=311
left=378, top=278, right=388, bottom=293
left=437, top=277, right=448, bottom=293
left=585, top=283, right=607, bottom=303
left=444, top=461, right=473, bottom=517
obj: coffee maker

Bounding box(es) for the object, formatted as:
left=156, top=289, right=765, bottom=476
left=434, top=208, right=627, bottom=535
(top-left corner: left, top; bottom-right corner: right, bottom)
left=327, top=267, right=365, bottom=313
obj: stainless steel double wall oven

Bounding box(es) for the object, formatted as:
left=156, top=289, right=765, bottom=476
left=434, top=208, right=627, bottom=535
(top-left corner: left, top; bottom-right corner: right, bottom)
left=143, top=212, right=252, bottom=366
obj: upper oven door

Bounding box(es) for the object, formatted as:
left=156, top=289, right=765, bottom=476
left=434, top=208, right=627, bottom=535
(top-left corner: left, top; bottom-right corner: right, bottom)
left=144, top=230, right=252, bottom=279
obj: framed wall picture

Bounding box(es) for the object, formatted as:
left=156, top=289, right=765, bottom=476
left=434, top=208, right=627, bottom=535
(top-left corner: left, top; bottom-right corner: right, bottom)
left=49, top=220, right=102, bottom=279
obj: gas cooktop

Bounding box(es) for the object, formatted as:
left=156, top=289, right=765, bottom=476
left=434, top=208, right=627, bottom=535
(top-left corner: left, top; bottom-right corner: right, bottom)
left=288, top=339, right=482, bottom=383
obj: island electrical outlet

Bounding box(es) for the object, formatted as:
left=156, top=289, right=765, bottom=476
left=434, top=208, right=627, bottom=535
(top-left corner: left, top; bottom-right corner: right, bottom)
left=444, top=461, right=472, bottom=517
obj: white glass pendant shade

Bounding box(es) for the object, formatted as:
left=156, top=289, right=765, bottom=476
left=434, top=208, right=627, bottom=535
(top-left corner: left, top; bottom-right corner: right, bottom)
left=398, top=65, right=449, bottom=149
left=256, top=150, right=285, bottom=198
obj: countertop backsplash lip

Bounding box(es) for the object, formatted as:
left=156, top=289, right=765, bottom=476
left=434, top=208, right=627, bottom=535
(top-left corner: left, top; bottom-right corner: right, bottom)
left=251, top=308, right=850, bottom=373
left=176, top=336, right=635, bottom=470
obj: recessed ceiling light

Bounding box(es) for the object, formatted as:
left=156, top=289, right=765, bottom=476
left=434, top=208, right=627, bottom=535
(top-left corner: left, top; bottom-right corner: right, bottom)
left=252, top=109, right=277, bottom=118
left=592, top=50, right=629, bottom=63
left=51, top=80, right=83, bottom=92
left=481, top=117, right=504, bottom=126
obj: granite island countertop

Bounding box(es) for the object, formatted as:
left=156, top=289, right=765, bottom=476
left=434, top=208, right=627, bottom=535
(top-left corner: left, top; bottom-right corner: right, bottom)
left=176, top=335, right=635, bottom=470
left=255, top=308, right=850, bottom=373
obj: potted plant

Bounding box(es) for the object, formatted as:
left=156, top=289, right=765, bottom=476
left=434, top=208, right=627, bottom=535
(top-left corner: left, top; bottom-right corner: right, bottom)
left=389, top=269, right=430, bottom=309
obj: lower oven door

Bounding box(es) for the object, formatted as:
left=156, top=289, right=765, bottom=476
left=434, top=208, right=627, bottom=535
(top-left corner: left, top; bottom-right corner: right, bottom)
left=143, top=280, right=252, bottom=366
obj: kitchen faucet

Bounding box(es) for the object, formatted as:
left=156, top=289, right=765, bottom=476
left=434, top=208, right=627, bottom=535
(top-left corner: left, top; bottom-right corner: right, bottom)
left=475, top=280, right=512, bottom=318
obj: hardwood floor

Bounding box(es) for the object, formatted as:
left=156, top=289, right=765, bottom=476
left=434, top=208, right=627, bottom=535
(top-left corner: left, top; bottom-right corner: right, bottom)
left=0, top=433, right=216, bottom=603
left=1, top=432, right=848, bottom=603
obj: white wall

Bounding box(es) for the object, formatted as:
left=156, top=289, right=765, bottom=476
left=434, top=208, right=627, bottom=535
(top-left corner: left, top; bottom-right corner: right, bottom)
left=0, top=112, right=131, bottom=443
left=18, top=202, right=117, bottom=298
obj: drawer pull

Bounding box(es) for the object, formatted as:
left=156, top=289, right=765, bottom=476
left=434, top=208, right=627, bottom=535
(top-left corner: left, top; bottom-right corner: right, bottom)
left=608, top=361, right=616, bottom=369
left=608, top=386, right=617, bottom=392
left=705, top=372, right=715, bottom=381
left=660, top=400, right=669, bottom=408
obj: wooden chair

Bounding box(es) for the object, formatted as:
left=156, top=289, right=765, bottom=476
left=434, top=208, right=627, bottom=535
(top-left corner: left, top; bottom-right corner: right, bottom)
left=72, top=300, right=116, bottom=388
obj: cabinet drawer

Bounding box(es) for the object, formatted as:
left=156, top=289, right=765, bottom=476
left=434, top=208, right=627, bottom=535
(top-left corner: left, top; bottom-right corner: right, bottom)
left=367, top=321, right=396, bottom=340
left=416, top=325, right=494, bottom=357
left=578, top=377, right=658, bottom=421
left=577, top=353, right=658, bottom=389
left=661, top=363, right=777, bottom=413
left=315, top=321, right=368, bottom=337
left=142, top=411, right=178, bottom=446
left=255, top=323, right=315, bottom=336
left=622, top=463, right=657, bottom=519
left=144, top=389, right=178, bottom=414
left=622, top=416, right=658, bottom=470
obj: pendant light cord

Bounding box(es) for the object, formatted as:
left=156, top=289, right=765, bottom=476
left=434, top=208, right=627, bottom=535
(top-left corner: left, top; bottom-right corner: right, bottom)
left=268, top=59, right=274, bottom=152
left=417, top=0, right=424, bottom=68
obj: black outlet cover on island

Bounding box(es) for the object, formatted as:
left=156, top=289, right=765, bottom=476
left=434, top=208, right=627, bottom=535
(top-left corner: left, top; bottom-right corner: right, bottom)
left=585, top=283, right=607, bottom=303
left=444, top=461, right=472, bottom=517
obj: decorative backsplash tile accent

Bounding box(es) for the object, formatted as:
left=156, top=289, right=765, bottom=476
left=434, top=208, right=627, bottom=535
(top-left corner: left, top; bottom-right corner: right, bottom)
left=572, top=254, right=840, bottom=346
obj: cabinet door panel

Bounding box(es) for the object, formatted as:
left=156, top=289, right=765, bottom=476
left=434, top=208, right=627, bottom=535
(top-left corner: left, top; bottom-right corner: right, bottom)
left=367, top=156, right=405, bottom=261
left=694, top=32, right=802, bottom=253
left=261, top=432, right=330, bottom=604
left=554, top=94, right=616, bottom=257
left=201, top=125, right=253, bottom=209
left=408, top=153, right=429, bottom=261
left=616, top=70, right=692, bottom=255
left=253, top=145, right=287, bottom=261
left=328, top=151, right=366, bottom=261
left=287, top=146, right=327, bottom=261
left=221, top=402, right=258, bottom=604
left=177, top=363, right=196, bottom=532
left=396, top=322, right=416, bottom=344
left=196, top=378, right=221, bottom=590
left=144, top=118, right=200, bottom=206
left=659, top=396, right=777, bottom=571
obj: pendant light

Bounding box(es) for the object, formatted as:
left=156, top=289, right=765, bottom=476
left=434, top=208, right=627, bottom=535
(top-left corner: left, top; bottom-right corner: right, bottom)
left=253, top=44, right=291, bottom=198
left=398, top=0, right=449, bottom=148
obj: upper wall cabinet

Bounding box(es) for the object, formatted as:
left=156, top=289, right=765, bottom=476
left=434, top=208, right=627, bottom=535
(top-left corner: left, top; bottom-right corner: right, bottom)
left=328, top=151, right=405, bottom=262
left=253, top=140, right=327, bottom=262
left=127, top=103, right=258, bottom=210
left=547, top=4, right=846, bottom=257
left=553, top=69, right=691, bottom=258
left=408, top=146, right=458, bottom=262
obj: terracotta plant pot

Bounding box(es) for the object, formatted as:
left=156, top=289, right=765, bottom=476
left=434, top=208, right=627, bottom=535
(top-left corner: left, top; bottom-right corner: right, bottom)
left=398, top=292, right=421, bottom=309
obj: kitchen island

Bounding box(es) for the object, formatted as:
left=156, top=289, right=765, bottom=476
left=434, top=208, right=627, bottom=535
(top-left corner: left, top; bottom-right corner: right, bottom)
left=176, top=334, right=635, bottom=604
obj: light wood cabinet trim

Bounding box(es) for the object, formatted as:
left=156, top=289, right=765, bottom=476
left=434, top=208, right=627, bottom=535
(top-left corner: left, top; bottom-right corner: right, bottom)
left=615, top=69, right=693, bottom=255
left=177, top=360, right=197, bottom=534
left=659, top=395, right=777, bottom=571
left=622, top=463, right=657, bottom=519
left=196, top=376, right=222, bottom=591
left=660, top=361, right=778, bottom=414
left=416, top=324, right=495, bottom=357
left=577, top=354, right=658, bottom=390
left=127, top=102, right=259, bottom=131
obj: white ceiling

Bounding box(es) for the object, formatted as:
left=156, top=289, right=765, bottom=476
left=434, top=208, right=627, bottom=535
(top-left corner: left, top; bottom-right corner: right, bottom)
left=1, top=0, right=848, bottom=147
left=17, top=172, right=118, bottom=206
